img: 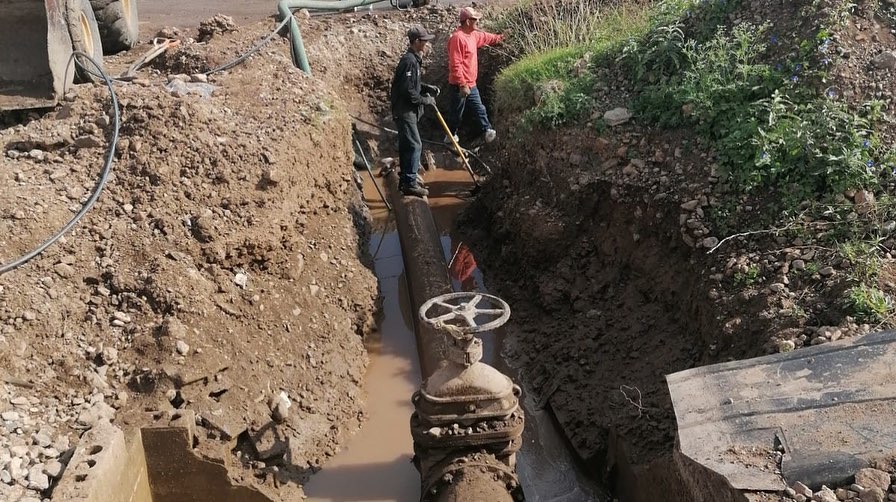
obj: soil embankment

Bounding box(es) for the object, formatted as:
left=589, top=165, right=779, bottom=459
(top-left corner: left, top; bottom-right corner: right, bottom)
left=2, top=3, right=487, bottom=499
left=461, top=128, right=719, bottom=465
left=1, top=14, right=383, bottom=502
left=458, top=0, right=896, bottom=498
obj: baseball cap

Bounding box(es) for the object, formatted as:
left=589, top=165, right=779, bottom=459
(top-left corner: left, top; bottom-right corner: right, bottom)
left=407, top=25, right=435, bottom=43
left=459, top=6, right=482, bottom=22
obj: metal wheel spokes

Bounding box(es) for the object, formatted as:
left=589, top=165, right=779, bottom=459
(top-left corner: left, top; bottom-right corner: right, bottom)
left=419, top=292, right=511, bottom=335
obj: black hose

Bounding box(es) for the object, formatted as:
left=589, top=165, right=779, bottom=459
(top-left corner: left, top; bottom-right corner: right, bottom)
left=3, top=16, right=294, bottom=274
left=205, top=16, right=294, bottom=75
left=76, top=15, right=294, bottom=84
left=0, top=52, right=120, bottom=275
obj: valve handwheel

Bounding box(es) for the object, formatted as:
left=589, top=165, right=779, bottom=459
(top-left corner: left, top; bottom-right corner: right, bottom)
left=419, top=292, right=510, bottom=335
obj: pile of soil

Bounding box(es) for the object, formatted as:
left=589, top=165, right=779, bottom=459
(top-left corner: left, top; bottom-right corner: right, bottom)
left=0, top=2, right=495, bottom=499
left=0, top=13, right=390, bottom=502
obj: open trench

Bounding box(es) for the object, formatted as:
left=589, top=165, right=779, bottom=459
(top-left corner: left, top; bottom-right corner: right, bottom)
left=298, top=53, right=732, bottom=496
left=32, top=6, right=748, bottom=499
left=303, top=153, right=604, bottom=500
left=291, top=129, right=757, bottom=502
left=39, top=82, right=733, bottom=502
left=20, top=2, right=895, bottom=498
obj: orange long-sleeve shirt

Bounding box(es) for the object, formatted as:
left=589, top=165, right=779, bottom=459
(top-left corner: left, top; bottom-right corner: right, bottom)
left=447, top=28, right=504, bottom=87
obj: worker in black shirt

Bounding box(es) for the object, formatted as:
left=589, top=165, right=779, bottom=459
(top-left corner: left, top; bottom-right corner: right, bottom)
left=390, top=25, right=440, bottom=197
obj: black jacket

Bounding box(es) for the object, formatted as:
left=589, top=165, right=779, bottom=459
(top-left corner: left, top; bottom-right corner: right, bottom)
left=390, top=49, right=424, bottom=117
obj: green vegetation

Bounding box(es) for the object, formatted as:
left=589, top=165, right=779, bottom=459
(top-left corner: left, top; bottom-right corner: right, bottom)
left=733, top=265, right=760, bottom=287
left=845, top=284, right=893, bottom=324
left=494, top=0, right=896, bottom=326
left=494, top=1, right=652, bottom=119
left=496, top=0, right=648, bottom=57
left=839, top=239, right=881, bottom=284
left=494, top=0, right=895, bottom=205
left=838, top=238, right=894, bottom=323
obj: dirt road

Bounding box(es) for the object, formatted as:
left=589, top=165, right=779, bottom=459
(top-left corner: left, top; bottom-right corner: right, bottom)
left=139, top=0, right=275, bottom=33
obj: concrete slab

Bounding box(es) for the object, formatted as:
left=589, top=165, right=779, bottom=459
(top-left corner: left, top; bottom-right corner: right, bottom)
left=668, top=330, right=896, bottom=496
left=142, top=413, right=273, bottom=502
left=53, top=421, right=151, bottom=502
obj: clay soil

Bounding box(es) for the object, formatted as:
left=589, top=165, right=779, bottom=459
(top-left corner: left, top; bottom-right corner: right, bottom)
left=0, top=5, right=465, bottom=500
left=457, top=0, right=896, bottom=496
left=5, top=0, right=894, bottom=500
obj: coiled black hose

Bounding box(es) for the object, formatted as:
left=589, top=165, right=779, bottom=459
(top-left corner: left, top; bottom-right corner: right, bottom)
left=0, top=52, right=119, bottom=275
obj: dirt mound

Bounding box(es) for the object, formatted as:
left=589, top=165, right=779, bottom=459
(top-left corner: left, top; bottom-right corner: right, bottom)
left=1, top=15, right=384, bottom=500
left=0, top=1, right=502, bottom=497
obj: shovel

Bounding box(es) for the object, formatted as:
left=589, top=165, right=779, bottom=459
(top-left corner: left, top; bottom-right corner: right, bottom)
left=429, top=103, right=482, bottom=194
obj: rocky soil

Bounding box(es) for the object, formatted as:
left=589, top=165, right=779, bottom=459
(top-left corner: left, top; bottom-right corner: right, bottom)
left=457, top=0, right=896, bottom=497
left=0, top=10, right=412, bottom=501
left=0, top=1, right=505, bottom=499
left=778, top=466, right=896, bottom=502
left=5, top=0, right=894, bottom=499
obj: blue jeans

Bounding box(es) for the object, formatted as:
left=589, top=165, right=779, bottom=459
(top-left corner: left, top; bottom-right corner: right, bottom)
left=395, top=109, right=422, bottom=187
left=447, top=85, right=492, bottom=136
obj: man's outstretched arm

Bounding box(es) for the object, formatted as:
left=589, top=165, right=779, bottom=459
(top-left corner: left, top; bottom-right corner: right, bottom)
left=474, top=30, right=504, bottom=48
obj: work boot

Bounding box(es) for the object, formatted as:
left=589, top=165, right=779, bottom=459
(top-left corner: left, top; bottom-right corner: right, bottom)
left=444, top=133, right=459, bottom=145
left=484, top=128, right=497, bottom=143
left=400, top=183, right=429, bottom=198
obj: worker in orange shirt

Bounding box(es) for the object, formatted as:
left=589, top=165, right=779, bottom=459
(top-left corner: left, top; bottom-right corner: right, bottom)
left=445, top=7, right=505, bottom=145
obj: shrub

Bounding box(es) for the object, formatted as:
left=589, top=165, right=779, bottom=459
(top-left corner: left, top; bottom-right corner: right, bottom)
left=494, top=0, right=652, bottom=126
left=750, top=93, right=881, bottom=201
left=845, top=284, right=893, bottom=324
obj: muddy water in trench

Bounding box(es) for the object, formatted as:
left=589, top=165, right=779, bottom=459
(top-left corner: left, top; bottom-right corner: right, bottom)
left=303, top=194, right=420, bottom=499
left=306, top=160, right=602, bottom=501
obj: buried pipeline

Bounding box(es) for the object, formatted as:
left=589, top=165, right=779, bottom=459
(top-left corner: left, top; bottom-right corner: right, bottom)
left=384, top=170, right=524, bottom=501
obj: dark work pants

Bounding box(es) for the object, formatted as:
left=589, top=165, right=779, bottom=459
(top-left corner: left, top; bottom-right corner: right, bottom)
left=446, top=84, right=492, bottom=136
left=395, top=109, right=422, bottom=187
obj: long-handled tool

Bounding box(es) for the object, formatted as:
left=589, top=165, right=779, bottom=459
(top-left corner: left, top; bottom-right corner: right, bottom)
left=355, top=139, right=392, bottom=211
left=119, top=38, right=181, bottom=81
left=429, top=103, right=482, bottom=194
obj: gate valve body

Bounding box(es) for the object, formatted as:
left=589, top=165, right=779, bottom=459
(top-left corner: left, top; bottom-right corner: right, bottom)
left=412, top=292, right=524, bottom=501
left=415, top=292, right=519, bottom=423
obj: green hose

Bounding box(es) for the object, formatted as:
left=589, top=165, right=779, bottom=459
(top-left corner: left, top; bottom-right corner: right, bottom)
left=278, top=0, right=386, bottom=74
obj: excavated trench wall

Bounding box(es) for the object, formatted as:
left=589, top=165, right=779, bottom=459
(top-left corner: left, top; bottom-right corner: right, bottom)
left=459, top=130, right=770, bottom=501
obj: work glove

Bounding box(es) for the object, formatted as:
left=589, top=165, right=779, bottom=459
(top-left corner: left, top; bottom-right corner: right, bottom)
left=420, top=95, right=437, bottom=106
left=421, top=84, right=441, bottom=97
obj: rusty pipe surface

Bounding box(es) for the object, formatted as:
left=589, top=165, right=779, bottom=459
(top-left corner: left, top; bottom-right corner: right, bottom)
left=384, top=170, right=522, bottom=501
left=426, top=453, right=518, bottom=502
left=385, top=170, right=452, bottom=379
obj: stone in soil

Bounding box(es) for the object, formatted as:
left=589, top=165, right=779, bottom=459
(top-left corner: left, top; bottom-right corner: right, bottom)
left=855, top=468, right=891, bottom=491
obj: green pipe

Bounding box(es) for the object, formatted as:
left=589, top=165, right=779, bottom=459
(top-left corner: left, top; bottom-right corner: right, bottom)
left=278, top=0, right=387, bottom=75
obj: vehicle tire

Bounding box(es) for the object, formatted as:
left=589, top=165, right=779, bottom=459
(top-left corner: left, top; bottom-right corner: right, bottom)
left=66, top=0, right=105, bottom=83
left=90, top=0, right=139, bottom=54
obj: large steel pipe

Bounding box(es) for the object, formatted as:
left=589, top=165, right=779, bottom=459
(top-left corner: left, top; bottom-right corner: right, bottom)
left=384, top=171, right=519, bottom=501
left=386, top=170, right=453, bottom=379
